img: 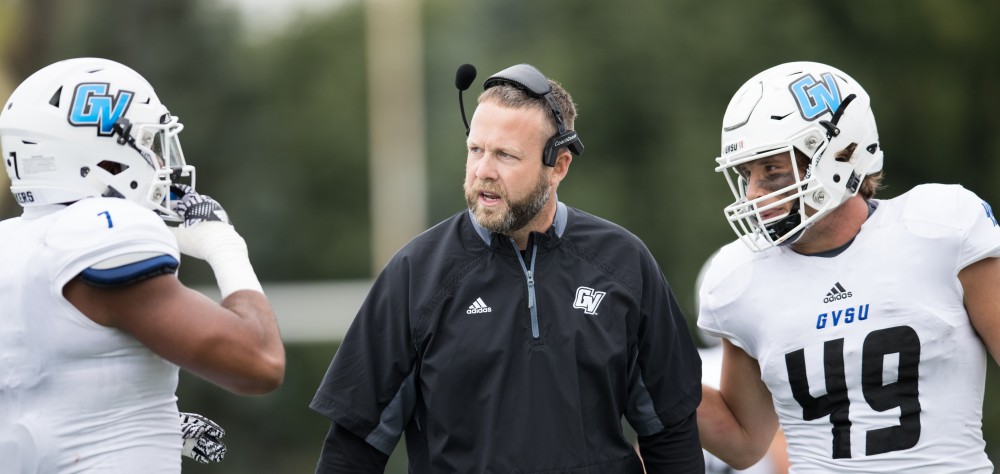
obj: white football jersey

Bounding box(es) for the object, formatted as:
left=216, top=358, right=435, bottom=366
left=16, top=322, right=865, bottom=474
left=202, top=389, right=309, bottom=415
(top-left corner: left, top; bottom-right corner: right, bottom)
left=0, top=198, right=183, bottom=473
left=699, top=184, right=1000, bottom=473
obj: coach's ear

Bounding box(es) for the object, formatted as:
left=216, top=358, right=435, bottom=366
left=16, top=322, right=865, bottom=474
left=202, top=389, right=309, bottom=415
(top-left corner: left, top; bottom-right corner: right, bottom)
left=550, top=150, right=572, bottom=187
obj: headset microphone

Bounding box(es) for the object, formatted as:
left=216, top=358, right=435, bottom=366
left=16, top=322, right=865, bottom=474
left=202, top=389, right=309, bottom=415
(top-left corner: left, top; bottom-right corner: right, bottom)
left=455, top=63, right=477, bottom=136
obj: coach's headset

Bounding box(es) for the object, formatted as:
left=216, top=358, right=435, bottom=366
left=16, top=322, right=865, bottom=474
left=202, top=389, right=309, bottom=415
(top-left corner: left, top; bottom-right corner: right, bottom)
left=455, top=63, right=584, bottom=167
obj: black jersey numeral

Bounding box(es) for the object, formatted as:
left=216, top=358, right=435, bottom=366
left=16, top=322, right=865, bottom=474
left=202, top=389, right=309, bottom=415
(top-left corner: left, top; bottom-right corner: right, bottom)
left=784, top=325, right=921, bottom=459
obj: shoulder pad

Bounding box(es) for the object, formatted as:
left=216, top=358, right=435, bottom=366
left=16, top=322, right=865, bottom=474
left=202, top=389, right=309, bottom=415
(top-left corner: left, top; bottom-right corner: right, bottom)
left=44, top=197, right=180, bottom=286
left=898, top=184, right=979, bottom=235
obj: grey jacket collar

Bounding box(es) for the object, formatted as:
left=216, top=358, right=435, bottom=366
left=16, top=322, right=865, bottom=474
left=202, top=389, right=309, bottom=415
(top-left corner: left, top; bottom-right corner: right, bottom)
left=468, top=200, right=568, bottom=246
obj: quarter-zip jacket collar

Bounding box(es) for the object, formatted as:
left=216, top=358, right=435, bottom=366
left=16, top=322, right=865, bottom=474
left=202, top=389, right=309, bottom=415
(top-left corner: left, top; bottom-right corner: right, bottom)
left=467, top=200, right=569, bottom=247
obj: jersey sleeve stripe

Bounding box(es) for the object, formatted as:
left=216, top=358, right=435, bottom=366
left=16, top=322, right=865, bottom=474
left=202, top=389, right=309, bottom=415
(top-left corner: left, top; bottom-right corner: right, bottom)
left=80, top=254, right=179, bottom=287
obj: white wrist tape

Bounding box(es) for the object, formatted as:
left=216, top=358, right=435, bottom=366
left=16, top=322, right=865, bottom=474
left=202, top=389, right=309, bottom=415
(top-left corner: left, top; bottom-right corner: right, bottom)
left=170, top=222, right=264, bottom=298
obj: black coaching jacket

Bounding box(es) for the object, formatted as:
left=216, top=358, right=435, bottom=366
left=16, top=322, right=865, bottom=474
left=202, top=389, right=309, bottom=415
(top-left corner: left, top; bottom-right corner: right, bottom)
left=311, top=202, right=702, bottom=473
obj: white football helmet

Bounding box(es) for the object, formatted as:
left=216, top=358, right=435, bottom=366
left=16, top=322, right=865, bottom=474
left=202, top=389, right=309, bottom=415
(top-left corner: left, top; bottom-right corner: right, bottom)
left=0, top=57, right=194, bottom=220
left=716, top=61, right=883, bottom=251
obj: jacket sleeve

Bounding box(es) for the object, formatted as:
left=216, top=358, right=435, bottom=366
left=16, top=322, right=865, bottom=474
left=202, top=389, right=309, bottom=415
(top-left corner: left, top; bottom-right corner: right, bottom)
left=627, top=250, right=705, bottom=469
left=310, top=255, right=419, bottom=456
left=637, top=412, right=705, bottom=474
left=315, top=423, right=390, bottom=474
left=624, top=246, right=703, bottom=435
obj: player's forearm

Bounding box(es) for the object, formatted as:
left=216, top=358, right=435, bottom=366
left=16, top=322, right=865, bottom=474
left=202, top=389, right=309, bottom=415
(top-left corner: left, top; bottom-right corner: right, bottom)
left=697, top=384, right=773, bottom=470
left=211, top=289, right=285, bottom=394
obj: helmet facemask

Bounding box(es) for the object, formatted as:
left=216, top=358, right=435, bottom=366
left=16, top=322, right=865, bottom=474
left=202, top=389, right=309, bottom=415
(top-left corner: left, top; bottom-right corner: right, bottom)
left=719, top=131, right=822, bottom=251
left=110, top=114, right=195, bottom=221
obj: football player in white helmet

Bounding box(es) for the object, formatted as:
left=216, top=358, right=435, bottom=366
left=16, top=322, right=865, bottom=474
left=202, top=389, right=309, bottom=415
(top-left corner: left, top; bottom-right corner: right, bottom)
left=0, top=58, right=285, bottom=473
left=697, top=62, right=1000, bottom=472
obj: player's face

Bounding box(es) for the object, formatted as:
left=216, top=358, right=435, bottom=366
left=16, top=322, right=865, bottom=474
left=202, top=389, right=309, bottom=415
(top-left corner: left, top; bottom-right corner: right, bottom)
left=464, top=101, right=553, bottom=235
left=736, top=152, right=804, bottom=223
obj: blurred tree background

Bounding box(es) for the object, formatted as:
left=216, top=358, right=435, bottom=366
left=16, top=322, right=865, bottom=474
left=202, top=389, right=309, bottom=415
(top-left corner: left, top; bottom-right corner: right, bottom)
left=1, top=0, right=999, bottom=472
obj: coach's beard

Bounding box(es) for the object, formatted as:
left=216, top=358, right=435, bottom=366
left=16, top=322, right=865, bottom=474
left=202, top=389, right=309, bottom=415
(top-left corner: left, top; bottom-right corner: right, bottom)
left=466, top=172, right=551, bottom=236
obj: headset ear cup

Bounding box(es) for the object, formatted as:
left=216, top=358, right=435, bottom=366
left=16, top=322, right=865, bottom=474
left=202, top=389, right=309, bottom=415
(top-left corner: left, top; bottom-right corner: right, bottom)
left=542, top=135, right=559, bottom=167
left=542, top=130, right=583, bottom=167
left=567, top=139, right=583, bottom=156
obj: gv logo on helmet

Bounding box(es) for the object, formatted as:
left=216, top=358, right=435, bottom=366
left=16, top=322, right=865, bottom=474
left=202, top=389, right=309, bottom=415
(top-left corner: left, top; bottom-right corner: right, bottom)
left=788, top=72, right=841, bottom=122
left=67, top=83, right=134, bottom=136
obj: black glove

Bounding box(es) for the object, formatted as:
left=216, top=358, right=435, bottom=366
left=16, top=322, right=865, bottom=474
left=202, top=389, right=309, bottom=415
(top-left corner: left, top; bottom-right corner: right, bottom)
left=180, top=411, right=227, bottom=464
left=170, top=184, right=230, bottom=226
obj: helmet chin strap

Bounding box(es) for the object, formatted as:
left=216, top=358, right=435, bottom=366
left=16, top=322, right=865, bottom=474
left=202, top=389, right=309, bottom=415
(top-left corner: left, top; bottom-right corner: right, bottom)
left=766, top=200, right=804, bottom=245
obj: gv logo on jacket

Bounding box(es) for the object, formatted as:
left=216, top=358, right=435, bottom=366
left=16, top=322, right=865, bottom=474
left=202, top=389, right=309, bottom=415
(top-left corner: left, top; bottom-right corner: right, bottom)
left=573, top=287, right=606, bottom=315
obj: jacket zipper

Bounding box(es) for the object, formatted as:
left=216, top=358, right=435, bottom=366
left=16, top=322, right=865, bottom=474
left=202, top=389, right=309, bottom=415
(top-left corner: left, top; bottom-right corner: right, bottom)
left=510, top=238, right=540, bottom=339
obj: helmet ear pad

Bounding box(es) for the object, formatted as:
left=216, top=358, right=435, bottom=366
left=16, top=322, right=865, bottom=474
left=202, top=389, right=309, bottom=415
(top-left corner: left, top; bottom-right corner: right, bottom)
left=542, top=130, right=582, bottom=167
